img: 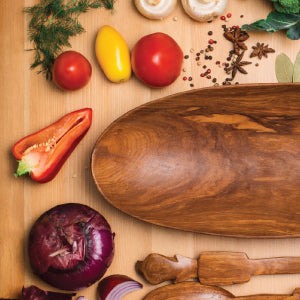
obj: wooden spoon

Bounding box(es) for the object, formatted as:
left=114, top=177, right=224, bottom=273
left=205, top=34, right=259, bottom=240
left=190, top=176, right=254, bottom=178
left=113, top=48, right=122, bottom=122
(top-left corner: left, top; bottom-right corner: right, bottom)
left=143, top=282, right=300, bottom=300
left=91, top=83, right=300, bottom=238
left=137, top=252, right=300, bottom=286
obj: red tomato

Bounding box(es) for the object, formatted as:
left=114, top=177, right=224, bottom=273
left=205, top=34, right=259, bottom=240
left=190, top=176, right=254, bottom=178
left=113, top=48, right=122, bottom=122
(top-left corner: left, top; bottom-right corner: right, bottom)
left=131, top=33, right=183, bottom=88
left=52, top=51, right=92, bottom=91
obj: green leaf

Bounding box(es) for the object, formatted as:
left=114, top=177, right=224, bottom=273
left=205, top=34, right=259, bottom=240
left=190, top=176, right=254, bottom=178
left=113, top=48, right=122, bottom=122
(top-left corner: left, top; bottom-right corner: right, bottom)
left=275, top=53, right=294, bottom=83
left=293, top=50, right=300, bottom=82
left=286, top=21, right=300, bottom=40
left=242, top=11, right=300, bottom=40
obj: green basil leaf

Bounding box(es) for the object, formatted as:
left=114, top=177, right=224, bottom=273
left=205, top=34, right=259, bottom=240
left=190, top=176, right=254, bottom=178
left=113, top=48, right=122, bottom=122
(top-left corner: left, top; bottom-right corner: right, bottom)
left=293, top=51, right=300, bottom=82
left=275, top=53, right=294, bottom=83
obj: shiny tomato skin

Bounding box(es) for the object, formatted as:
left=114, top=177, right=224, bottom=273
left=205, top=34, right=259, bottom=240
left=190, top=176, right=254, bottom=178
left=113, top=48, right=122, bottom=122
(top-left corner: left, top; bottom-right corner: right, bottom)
left=131, top=33, right=183, bottom=88
left=52, top=51, right=92, bottom=91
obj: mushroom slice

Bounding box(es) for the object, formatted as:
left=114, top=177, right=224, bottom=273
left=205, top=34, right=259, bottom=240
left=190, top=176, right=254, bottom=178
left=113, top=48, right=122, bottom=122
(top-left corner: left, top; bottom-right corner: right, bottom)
left=134, top=0, right=177, bottom=20
left=181, top=0, right=228, bottom=22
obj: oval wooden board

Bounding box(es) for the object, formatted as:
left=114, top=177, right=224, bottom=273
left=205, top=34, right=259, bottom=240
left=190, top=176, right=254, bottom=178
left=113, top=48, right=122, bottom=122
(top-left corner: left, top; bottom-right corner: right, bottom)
left=91, top=83, right=300, bottom=238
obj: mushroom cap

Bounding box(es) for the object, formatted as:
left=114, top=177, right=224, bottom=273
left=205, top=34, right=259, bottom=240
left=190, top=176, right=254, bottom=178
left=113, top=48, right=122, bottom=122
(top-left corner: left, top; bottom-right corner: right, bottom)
left=134, top=0, right=177, bottom=20
left=181, top=0, right=228, bottom=22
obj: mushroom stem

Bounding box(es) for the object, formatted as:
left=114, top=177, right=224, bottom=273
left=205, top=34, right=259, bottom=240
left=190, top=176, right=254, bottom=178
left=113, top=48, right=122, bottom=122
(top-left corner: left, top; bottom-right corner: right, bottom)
left=147, top=0, right=161, bottom=5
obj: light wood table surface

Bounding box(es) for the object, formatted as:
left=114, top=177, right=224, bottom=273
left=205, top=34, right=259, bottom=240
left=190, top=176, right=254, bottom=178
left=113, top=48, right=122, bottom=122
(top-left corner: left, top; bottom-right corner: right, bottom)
left=1, top=0, right=300, bottom=299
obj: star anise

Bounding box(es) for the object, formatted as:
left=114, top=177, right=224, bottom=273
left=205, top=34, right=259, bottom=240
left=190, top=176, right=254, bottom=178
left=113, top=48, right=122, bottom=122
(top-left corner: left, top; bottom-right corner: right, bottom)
left=224, top=27, right=249, bottom=55
left=250, top=43, right=275, bottom=59
left=224, top=51, right=252, bottom=81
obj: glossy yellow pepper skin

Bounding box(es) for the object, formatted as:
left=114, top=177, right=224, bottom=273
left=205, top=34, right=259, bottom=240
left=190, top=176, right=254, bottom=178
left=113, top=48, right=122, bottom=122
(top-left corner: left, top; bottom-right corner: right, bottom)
left=95, top=25, right=131, bottom=83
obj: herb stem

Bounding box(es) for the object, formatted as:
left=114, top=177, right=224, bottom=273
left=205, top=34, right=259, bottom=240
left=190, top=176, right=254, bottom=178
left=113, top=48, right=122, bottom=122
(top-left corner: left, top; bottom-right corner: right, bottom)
left=46, top=0, right=78, bottom=28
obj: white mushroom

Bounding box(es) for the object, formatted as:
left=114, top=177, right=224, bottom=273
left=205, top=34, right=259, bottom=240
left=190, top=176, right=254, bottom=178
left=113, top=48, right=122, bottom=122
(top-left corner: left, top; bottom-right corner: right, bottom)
left=181, top=0, right=228, bottom=22
left=134, top=0, right=177, bottom=20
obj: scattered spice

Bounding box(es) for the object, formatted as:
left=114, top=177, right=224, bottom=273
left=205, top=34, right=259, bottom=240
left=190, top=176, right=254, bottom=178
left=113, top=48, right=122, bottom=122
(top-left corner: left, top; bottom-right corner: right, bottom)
left=208, top=31, right=213, bottom=35
left=188, top=76, right=193, bottom=81
left=221, top=16, right=226, bottom=20
left=212, top=78, right=217, bottom=83
left=227, top=13, right=232, bottom=18
left=203, top=65, right=207, bottom=69
left=224, top=51, right=252, bottom=81
left=196, top=52, right=200, bottom=56
left=240, top=14, right=244, bottom=18
left=183, top=76, right=187, bottom=80
left=250, top=42, right=275, bottom=59
left=206, top=75, right=212, bottom=79
left=190, top=83, right=194, bottom=87
left=200, top=73, right=205, bottom=77
left=224, top=27, right=249, bottom=55
left=173, top=16, right=178, bottom=21
left=208, top=39, right=214, bottom=44
left=184, top=55, right=189, bottom=59
left=190, top=48, right=195, bottom=53
left=206, top=69, right=211, bottom=74
left=255, top=63, right=259, bottom=67
left=196, top=57, right=200, bottom=61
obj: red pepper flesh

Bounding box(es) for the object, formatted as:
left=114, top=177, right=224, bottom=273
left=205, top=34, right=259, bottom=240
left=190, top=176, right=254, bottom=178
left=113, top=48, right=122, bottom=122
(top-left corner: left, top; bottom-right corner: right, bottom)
left=12, top=108, right=92, bottom=183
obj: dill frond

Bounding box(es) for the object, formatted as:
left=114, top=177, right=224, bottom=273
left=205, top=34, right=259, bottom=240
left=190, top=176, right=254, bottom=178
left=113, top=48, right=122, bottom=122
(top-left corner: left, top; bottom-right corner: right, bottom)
left=24, top=0, right=115, bottom=79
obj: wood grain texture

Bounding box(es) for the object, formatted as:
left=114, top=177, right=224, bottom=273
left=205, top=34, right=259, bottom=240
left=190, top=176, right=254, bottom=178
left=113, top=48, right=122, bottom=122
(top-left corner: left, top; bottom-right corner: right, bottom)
left=143, top=282, right=300, bottom=300
left=137, top=252, right=300, bottom=286
left=2, top=0, right=300, bottom=299
left=92, top=83, right=300, bottom=238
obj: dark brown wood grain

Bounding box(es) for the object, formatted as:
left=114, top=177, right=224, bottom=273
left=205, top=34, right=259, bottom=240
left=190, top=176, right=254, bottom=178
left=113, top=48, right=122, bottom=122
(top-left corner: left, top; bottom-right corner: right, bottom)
left=91, top=83, right=300, bottom=238
left=137, top=252, right=300, bottom=286
left=143, top=282, right=300, bottom=300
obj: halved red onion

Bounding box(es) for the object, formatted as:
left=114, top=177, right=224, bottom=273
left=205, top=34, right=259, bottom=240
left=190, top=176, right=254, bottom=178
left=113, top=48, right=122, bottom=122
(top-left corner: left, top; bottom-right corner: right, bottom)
left=28, top=203, right=115, bottom=291
left=97, top=275, right=142, bottom=300
left=22, top=285, right=75, bottom=300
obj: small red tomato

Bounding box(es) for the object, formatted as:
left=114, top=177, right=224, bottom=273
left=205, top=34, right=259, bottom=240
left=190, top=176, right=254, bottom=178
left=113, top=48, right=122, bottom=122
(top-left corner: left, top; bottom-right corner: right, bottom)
left=52, top=51, right=92, bottom=91
left=131, top=32, right=183, bottom=88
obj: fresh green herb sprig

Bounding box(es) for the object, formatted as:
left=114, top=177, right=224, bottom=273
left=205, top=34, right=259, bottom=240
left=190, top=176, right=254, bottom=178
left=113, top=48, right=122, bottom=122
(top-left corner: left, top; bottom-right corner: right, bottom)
left=24, top=0, right=115, bottom=79
left=242, top=0, right=300, bottom=40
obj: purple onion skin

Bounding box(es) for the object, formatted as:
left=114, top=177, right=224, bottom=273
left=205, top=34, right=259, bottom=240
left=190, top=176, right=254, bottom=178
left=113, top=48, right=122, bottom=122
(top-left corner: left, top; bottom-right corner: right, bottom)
left=22, top=285, right=75, bottom=300
left=28, top=203, right=115, bottom=291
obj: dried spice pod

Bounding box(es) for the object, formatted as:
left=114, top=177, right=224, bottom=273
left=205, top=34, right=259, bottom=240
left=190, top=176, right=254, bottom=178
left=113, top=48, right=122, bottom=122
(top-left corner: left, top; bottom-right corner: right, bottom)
left=224, top=51, right=252, bottom=81
left=250, top=43, right=275, bottom=59
left=224, top=27, right=249, bottom=55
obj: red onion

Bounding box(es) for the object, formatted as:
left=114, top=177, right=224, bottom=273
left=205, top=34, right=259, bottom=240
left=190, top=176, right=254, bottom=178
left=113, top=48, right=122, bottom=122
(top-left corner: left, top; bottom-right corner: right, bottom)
left=22, top=285, right=75, bottom=300
left=28, top=203, right=115, bottom=291
left=97, top=275, right=142, bottom=300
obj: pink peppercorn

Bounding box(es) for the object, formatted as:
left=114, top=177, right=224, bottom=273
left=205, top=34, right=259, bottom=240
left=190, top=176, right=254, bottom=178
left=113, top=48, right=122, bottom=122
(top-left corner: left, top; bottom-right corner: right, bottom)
left=221, top=16, right=226, bottom=20
left=227, top=13, right=232, bottom=18
left=183, top=76, right=187, bottom=81
left=200, top=73, right=205, bottom=77
left=208, top=39, right=214, bottom=44
left=206, top=69, right=211, bottom=74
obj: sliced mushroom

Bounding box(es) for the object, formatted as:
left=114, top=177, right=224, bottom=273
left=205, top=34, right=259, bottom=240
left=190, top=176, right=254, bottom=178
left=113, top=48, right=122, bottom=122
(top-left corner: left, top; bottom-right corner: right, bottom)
left=134, top=0, right=177, bottom=20
left=181, top=0, right=228, bottom=22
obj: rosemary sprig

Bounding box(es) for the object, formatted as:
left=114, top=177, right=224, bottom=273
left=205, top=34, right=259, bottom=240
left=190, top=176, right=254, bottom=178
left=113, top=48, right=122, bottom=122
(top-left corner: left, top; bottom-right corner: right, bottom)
left=24, top=0, right=115, bottom=79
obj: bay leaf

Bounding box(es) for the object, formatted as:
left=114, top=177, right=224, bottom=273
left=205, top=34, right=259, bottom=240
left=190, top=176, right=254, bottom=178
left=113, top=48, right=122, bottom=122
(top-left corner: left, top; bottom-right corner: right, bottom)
left=293, top=50, right=300, bottom=82
left=275, top=53, right=294, bottom=83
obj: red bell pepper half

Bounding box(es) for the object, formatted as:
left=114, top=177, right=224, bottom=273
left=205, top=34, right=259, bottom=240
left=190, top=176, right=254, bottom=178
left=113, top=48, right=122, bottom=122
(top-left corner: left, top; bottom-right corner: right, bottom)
left=12, top=108, right=92, bottom=183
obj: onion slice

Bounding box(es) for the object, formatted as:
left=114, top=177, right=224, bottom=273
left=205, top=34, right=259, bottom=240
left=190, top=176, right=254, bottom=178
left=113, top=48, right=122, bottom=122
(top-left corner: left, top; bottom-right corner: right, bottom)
left=97, top=275, right=142, bottom=300
left=28, top=203, right=115, bottom=291
left=22, top=285, right=75, bottom=300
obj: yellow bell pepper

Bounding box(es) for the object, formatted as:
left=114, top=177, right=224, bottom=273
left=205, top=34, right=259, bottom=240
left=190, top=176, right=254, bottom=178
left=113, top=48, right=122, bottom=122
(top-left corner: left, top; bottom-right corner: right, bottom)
left=95, top=25, right=131, bottom=83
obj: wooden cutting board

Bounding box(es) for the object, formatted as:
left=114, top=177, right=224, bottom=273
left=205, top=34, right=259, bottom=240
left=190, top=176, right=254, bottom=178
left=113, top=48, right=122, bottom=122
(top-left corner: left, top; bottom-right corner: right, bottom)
left=92, top=83, right=300, bottom=238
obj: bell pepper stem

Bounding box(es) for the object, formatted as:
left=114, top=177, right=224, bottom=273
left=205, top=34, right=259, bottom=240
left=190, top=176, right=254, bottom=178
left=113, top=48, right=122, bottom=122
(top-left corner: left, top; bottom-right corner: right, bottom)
left=14, top=158, right=33, bottom=178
